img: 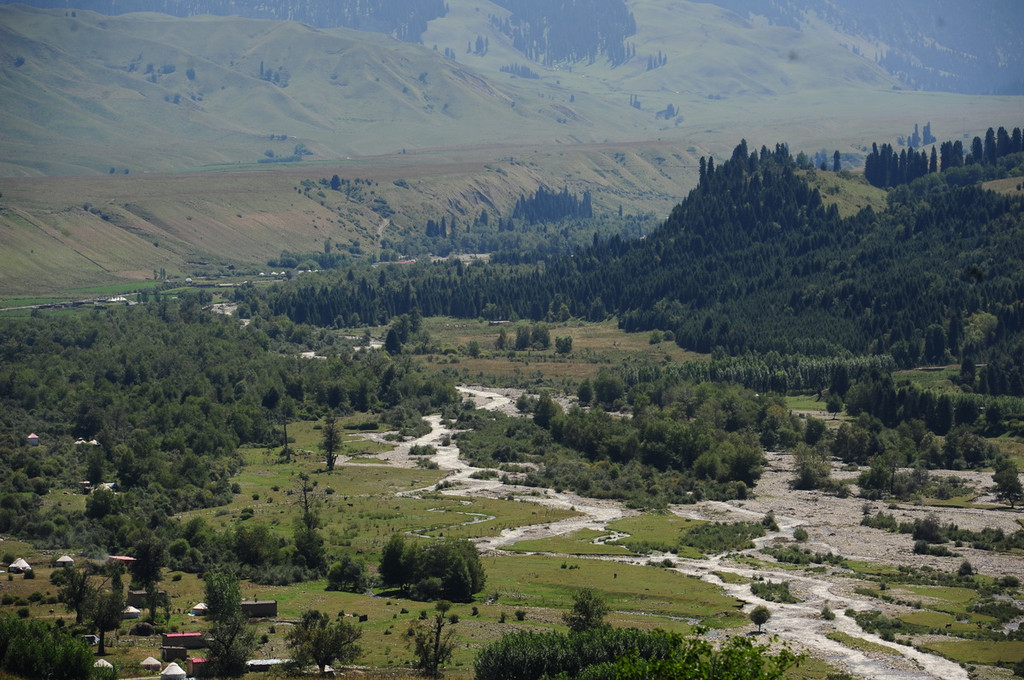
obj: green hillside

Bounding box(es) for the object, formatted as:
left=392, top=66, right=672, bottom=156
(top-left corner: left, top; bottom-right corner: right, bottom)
left=1, top=3, right=1022, bottom=178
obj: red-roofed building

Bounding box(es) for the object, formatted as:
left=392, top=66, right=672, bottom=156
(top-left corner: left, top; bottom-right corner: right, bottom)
left=187, top=658, right=213, bottom=678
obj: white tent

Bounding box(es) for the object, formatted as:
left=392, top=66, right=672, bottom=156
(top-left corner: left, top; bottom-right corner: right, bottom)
left=8, top=558, right=30, bottom=573
left=161, top=662, right=187, bottom=680
left=94, top=659, right=114, bottom=668
left=122, top=605, right=142, bottom=619
left=55, top=555, right=75, bottom=567
left=140, top=657, right=161, bottom=671
left=190, top=602, right=208, bottom=616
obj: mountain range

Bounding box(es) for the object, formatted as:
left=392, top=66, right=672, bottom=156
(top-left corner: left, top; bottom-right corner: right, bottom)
left=2, top=0, right=1021, bottom=177
left=0, top=1, right=1021, bottom=296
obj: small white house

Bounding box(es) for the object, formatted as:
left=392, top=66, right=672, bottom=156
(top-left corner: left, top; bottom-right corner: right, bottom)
left=8, top=557, right=30, bottom=573
left=55, top=555, right=75, bottom=568
left=122, top=605, right=142, bottom=619
left=94, top=659, right=114, bottom=669
left=190, top=602, right=208, bottom=616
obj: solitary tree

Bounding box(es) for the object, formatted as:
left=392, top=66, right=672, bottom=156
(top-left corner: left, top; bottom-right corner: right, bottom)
left=825, top=393, right=843, bottom=420
left=750, top=605, right=771, bottom=633
left=385, top=328, right=402, bottom=355
left=379, top=533, right=409, bottom=591
left=792, top=442, right=831, bottom=490
left=563, top=588, right=609, bottom=633
left=414, top=601, right=457, bottom=678
left=993, top=458, right=1023, bottom=508
left=57, top=565, right=95, bottom=625
left=326, top=555, right=368, bottom=592
left=294, top=473, right=326, bottom=572
left=90, top=587, right=124, bottom=656
left=321, top=414, right=340, bottom=472
left=129, top=528, right=166, bottom=621
left=205, top=571, right=257, bottom=677
left=286, top=609, right=362, bottom=674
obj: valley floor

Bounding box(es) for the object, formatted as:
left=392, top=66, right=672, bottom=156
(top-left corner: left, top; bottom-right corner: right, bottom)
left=340, top=385, right=1023, bottom=680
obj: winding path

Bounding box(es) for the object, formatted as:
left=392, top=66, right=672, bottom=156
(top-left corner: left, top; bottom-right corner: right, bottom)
left=345, top=385, right=970, bottom=680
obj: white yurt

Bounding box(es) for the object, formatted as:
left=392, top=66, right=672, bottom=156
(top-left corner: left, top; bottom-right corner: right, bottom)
left=55, top=555, right=75, bottom=568
left=190, top=602, right=208, bottom=616
left=8, top=558, right=30, bottom=573
left=161, top=662, right=187, bottom=680
left=140, top=657, right=161, bottom=671
left=122, top=605, right=142, bottom=619
left=94, top=659, right=114, bottom=669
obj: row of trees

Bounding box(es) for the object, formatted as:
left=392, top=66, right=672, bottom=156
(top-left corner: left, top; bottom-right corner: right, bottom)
left=512, top=186, right=593, bottom=224
left=865, top=125, right=1023, bottom=188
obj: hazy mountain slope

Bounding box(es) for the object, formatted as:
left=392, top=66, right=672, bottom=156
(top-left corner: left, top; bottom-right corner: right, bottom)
left=3, top=0, right=448, bottom=41
left=423, top=0, right=897, bottom=97
left=2, top=2, right=1023, bottom=179
left=709, top=0, right=1024, bottom=94
left=0, top=5, right=588, bottom=175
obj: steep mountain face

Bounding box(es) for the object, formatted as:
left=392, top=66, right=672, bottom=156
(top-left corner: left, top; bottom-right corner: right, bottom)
left=708, top=0, right=1024, bottom=94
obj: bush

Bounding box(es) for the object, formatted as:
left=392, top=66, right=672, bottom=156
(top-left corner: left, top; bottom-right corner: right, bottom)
left=130, top=621, right=156, bottom=636
left=793, top=527, right=808, bottom=542
left=410, top=577, right=443, bottom=602
left=680, top=521, right=765, bottom=554
left=750, top=580, right=797, bottom=604
left=474, top=627, right=800, bottom=680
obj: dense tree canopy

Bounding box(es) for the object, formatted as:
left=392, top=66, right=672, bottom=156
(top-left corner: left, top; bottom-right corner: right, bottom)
left=0, top=303, right=456, bottom=573
left=256, top=139, right=1024, bottom=389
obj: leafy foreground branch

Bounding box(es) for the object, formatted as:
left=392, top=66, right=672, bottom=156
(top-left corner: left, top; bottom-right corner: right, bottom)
left=474, top=626, right=802, bottom=680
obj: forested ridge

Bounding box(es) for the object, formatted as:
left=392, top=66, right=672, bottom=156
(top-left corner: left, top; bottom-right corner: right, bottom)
left=256, top=139, right=1024, bottom=385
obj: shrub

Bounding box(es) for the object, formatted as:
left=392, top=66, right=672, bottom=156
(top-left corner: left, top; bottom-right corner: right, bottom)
left=750, top=580, right=797, bottom=604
